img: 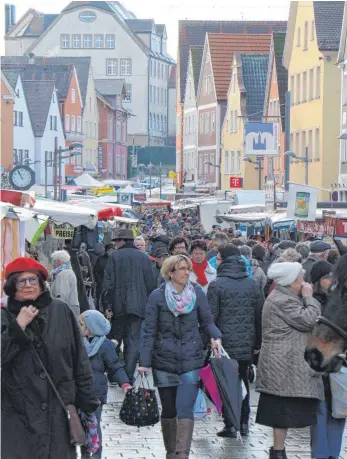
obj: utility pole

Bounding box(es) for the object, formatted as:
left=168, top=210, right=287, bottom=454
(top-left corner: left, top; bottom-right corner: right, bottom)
left=44, top=151, right=48, bottom=198
left=257, top=156, right=262, bottom=190
left=159, top=161, right=162, bottom=199
left=284, top=91, right=291, bottom=191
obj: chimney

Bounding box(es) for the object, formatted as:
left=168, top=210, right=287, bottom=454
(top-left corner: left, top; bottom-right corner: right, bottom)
left=5, top=4, right=16, bottom=33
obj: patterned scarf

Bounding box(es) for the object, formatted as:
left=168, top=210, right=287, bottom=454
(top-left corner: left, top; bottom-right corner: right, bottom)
left=50, top=263, right=72, bottom=281
left=165, top=281, right=196, bottom=317
left=190, top=257, right=209, bottom=286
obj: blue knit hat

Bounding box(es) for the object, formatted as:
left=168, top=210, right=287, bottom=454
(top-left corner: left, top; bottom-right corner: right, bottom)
left=83, top=310, right=111, bottom=336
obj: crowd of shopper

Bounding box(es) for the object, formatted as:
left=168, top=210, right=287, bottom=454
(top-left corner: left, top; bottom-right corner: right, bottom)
left=2, top=208, right=347, bottom=459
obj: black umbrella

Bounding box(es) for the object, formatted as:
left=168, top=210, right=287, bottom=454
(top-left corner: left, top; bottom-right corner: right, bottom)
left=210, top=355, right=242, bottom=432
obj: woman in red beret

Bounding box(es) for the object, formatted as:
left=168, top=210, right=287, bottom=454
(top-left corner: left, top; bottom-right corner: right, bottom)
left=1, top=257, right=99, bottom=459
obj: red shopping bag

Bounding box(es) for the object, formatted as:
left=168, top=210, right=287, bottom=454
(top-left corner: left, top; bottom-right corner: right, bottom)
left=200, top=364, right=223, bottom=414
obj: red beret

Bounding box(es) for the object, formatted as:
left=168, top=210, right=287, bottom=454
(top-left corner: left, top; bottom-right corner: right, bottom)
left=5, top=257, right=49, bottom=281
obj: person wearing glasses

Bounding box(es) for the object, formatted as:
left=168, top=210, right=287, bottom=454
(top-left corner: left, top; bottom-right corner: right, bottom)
left=139, top=255, right=221, bottom=459
left=2, top=257, right=98, bottom=459
left=50, top=250, right=80, bottom=320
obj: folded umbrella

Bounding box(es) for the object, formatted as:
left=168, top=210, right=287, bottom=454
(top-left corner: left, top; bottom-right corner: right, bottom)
left=210, top=352, right=242, bottom=432
left=200, top=363, right=223, bottom=414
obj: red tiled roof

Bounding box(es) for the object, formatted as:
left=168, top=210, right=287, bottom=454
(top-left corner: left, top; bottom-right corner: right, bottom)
left=208, top=34, right=272, bottom=100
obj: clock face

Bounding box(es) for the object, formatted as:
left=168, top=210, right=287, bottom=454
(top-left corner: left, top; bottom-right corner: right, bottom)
left=9, top=166, right=35, bottom=190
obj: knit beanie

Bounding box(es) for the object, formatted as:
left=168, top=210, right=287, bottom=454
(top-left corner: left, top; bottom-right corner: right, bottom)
left=310, top=260, right=333, bottom=285
left=267, top=262, right=304, bottom=286
left=83, top=310, right=111, bottom=336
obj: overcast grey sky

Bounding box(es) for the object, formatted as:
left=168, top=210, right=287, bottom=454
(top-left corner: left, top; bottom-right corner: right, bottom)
left=1, top=0, right=291, bottom=58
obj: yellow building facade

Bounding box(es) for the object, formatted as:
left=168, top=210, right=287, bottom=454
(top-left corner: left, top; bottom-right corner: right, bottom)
left=283, top=1, right=343, bottom=200
left=221, top=53, right=268, bottom=191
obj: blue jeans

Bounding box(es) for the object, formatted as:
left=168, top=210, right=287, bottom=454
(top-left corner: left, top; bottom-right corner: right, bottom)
left=310, top=400, right=345, bottom=458
left=81, top=405, right=103, bottom=459
left=158, top=384, right=199, bottom=420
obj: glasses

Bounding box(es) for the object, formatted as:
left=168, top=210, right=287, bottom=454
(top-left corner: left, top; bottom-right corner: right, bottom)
left=16, top=277, right=39, bottom=288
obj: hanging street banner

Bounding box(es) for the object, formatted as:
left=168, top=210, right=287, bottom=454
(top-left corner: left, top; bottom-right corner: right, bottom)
left=245, top=122, right=277, bottom=156
left=287, top=183, right=318, bottom=222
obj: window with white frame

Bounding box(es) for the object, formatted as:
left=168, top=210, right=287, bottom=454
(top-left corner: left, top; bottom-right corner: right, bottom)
left=296, top=74, right=301, bottom=104
left=315, top=128, right=320, bottom=159
left=154, top=61, right=157, bottom=78
left=309, top=68, right=314, bottom=100
left=208, top=76, right=212, bottom=94
left=234, top=110, right=238, bottom=132
left=65, top=115, right=70, bottom=131
left=164, top=116, right=167, bottom=134
left=72, top=34, right=81, bottom=48
left=106, top=59, right=118, bottom=76
left=236, top=151, right=241, bottom=174
left=149, top=113, right=152, bottom=130
left=123, top=84, right=131, bottom=102
left=316, top=66, right=321, bottom=99
left=120, top=59, right=132, bottom=76
left=71, top=88, right=76, bottom=103
left=343, top=73, right=347, bottom=105
left=311, top=20, right=315, bottom=41
left=308, top=129, right=313, bottom=159
left=290, top=75, right=295, bottom=105
left=233, top=71, right=236, bottom=94
left=342, top=139, right=347, bottom=163
left=71, top=115, right=76, bottom=132
left=209, top=153, right=214, bottom=173
left=199, top=155, right=203, bottom=174
left=296, top=27, right=301, bottom=47
left=295, top=131, right=300, bottom=156
left=204, top=154, right=208, bottom=174
left=156, top=87, right=159, bottom=104
left=160, top=115, right=164, bottom=133
left=83, top=34, right=92, bottom=48
left=94, top=34, right=104, bottom=48
left=157, top=63, right=160, bottom=79
left=18, top=111, right=23, bottom=127
left=302, top=71, right=307, bottom=102
left=200, top=114, right=204, bottom=133
left=106, top=34, right=115, bottom=49
left=204, top=76, right=208, bottom=94
left=229, top=111, right=233, bottom=132
left=303, top=22, right=308, bottom=50
left=153, top=114, right=157, bottom=131
left=205, top=113, right=209, bottom=133
left=211, top=111, right=215, bottom=131
left=230, top=151, right=235, bottom=174
left=61, top=34, right=70, bottom=49
left=301, top=130, right=306, bottom=158
left=77, top=116, right=82, bottom=133
left=149, top=85, right=152, bottom=103
left=224, top=151, right=229, bottom=173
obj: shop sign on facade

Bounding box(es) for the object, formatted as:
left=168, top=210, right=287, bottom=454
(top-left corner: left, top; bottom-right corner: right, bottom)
left=52, top=223, right=75, bottom=239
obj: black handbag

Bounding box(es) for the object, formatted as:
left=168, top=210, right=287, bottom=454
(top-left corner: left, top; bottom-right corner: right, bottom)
left=119, top=376, right=159, bottom=427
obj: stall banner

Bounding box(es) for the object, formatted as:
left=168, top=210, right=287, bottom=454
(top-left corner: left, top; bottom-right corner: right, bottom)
left=287, top=184, right=318, bottom=221
left=336, top=220, right=347, bottom=238
left=52, top=223, right=75, bottom=239
left=324, top=216, right=337, bottom=238
left=297, top=219, right=325, bottom=235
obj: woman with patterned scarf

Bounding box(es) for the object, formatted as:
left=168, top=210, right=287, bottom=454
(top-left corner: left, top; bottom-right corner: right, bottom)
left=189, top=239, right=216, bottom=293
left=50, top=250, right=80, bottom=319
left=138, top=255, right=221, bottom=459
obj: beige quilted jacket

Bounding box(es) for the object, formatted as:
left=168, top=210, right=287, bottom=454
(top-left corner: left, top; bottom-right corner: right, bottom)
left=256, top=285, right=324, bottom=400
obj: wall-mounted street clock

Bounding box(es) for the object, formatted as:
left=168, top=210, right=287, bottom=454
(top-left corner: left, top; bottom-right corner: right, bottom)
left=9, top=165, right=35, bottom=191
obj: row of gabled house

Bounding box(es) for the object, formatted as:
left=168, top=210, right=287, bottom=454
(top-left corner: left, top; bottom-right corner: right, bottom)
left=176, top=1, right=347, bottom=201
left=1, top=56, right=129, bottom=185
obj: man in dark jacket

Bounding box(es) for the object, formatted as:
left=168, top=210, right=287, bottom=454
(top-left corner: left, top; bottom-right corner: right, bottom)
left=151, top=246, right=169, bottom=287
left=94, top=244, right=114, bottom=309
left=207, top=243, right=263, bottom=439
left=102, top=229, right=155, bottom=382
left=302, top=240, right=331, bottom=282
left=265, top=236, right=280, bottom=264
left=150, top=231, right=171, bottom=257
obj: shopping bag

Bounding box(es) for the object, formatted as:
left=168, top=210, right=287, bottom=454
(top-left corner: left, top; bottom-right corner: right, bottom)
left=119, top=376, right=160, bottom=427
left=194, top=389, right=208, bottom=418
left=330, top=367, right=347, bottom=419
left=200, top=363, right=223, bottom=414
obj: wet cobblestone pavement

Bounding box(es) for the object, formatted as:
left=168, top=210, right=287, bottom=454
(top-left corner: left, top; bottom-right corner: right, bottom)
left=91, top=384, right=347, bottom=459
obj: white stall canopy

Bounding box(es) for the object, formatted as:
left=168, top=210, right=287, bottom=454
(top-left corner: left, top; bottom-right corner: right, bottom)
left=33, top=199, right=98, bottom=228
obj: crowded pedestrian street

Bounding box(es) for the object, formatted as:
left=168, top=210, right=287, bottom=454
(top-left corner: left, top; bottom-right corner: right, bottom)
left=3, top=1, right=347, bottom=458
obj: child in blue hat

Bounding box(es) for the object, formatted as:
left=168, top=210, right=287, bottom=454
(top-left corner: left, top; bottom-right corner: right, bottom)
left=79, top=310, right=131, bottom=459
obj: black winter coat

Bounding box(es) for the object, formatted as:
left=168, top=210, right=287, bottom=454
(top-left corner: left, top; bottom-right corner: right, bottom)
left=303, top=255, right=319, bottom=282
left=94, top=253, right=110, bottom=287
left=102, top=242, right=156, bottom=318
left=89, top=339, right=129, bottom=404
left=1, top=291, right=98, bottom=459
left=150, top=235, right=170, bottom=256
left=207, top=256, right=263, bottom=362
left=140, top=283, right=221, bottom=374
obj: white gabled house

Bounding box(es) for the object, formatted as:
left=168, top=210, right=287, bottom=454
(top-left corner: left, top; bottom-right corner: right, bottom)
left=22, top=80, right=65, bottom=185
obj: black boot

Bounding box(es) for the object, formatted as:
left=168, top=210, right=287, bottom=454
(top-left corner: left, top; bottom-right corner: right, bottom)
left=269, top=447, right=288, bottom=459
left=240, top=423, right=249, bottom=436
left=217, top=426, right=237, bottom=438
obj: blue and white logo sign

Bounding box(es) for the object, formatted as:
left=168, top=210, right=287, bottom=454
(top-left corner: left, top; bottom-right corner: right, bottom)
left=245, top=123, right=277, bottom=156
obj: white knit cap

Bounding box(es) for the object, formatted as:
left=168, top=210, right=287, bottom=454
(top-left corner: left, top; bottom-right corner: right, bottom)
left=267, top=262, right=305, bottom=286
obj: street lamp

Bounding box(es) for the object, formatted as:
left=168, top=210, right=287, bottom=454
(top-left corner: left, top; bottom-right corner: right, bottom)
left=52, top=142, right=84, bottom=200
left=243, top=156, right=263, bottom=190
left=284, top=149, right=309, bottom=185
